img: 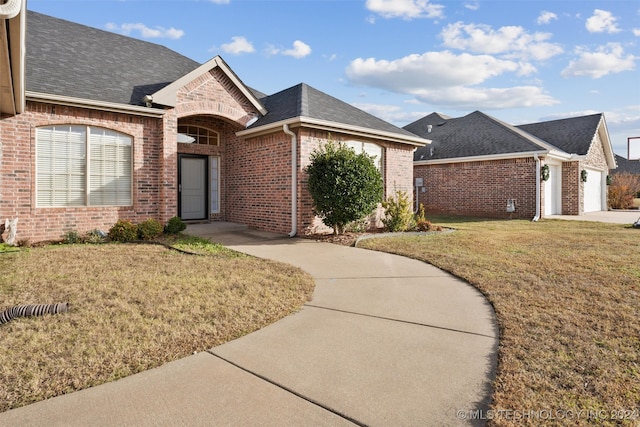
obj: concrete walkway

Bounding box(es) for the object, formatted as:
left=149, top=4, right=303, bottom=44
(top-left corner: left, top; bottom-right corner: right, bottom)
left=547, top=210, right=639, bottom=225
left=0, top=224, right=498, bottom=426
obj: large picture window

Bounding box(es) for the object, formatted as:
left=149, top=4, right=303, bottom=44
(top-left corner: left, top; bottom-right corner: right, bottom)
left=36, top=125, right=132, bottom=207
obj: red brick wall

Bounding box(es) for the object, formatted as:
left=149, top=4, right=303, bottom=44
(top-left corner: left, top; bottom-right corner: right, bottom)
left=0, top=102, right=164, bottom=243
left=225, top=130, right=293, bottom=234
left=225, top=126, right=417, bottom=236
left=562, top=161, right=581, bottom=215
left=414, top=157, right=537, bottom=219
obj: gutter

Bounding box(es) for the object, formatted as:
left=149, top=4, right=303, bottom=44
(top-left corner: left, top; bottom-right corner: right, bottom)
left=237, top=116, right=430, bottom=147
left=532, top=153, right=541, bottom=222
left=283, top=124, right=297, bottom=237
left=27, top=91, right=165, bottom=118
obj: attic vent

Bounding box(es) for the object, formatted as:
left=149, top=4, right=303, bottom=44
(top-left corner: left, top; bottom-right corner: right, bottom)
left=430, top=148, right=434, bottom=157
left=427, top=125, right=432, bottom=133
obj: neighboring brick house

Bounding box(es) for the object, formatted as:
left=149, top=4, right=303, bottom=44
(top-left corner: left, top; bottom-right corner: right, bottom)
left=406, top=111, right=616, bottom=219
left=0, top=8, right=428, bottom=243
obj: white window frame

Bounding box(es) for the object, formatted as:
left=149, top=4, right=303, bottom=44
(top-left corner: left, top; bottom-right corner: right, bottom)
left=36, top=125, right=133, bottom=207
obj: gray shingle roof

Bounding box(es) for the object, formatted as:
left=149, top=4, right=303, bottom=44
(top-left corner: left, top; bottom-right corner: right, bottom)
left=26, top=11, right=426, bottom=144
left=516, top=113, right=602, bottom=156
left=408, top=111, right=546, bottom=161
left=251, top=83, right=420, bottom=138
left=614, top=154, right=640, bottom=175
left=26, top=11, right=200, bottom=106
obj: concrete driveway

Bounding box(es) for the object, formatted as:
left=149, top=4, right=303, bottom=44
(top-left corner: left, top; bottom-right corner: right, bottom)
left=547, top=210, right=639, bottom=224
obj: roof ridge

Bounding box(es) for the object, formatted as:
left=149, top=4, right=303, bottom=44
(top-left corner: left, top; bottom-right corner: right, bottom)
left=475, top=111, right=553, bottom=151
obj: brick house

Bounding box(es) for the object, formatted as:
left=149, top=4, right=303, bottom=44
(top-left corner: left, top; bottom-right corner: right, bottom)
left=0, top=8, right=428, bottom=243
left=407, top=111, right=616, bottom=219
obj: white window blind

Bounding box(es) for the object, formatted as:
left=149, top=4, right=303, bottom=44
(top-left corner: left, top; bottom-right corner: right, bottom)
left=36, top=126, right=87, bottom=206
left=36, top=126, right=132, bottom=207
left=89, top=128, right=132, bottom=206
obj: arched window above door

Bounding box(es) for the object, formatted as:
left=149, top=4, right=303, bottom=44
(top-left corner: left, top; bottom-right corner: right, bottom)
left=177, top=125, right=219, bottom=146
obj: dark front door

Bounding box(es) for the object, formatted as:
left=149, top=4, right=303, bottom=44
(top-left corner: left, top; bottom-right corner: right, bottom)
left=179, top=155, right=207, bottom=220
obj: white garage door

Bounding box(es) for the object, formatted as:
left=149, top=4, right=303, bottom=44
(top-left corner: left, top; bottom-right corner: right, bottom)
left=584, top=168, right=603, bottom=212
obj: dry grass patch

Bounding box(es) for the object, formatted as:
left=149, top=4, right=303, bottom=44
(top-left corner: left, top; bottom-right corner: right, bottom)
left=358, top=217, right=640, bottom=426
left=0, top=239, right=314, bottom=412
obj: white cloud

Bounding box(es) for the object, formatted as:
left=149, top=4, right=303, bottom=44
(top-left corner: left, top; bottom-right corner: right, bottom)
left=412, top=86, right=558, bottom=109
left=537, top=11, right=557, bottom=25
left=282, top=40, right=312, bottom=58
left=345, top=51, right=558, bottom=109
left=464, top=1, right=480, bottom=11
left=351, top=102, right=425, bottom=124
left=105, top=22, right=184, bottom=39
left=209, top=0, right=230, bottom=3
left=585, top=9, right=621, bottom=33
left=221, top=36, right=255, bottom=55
left=633, top=28, right=640, bottom=37
left=561, top=43, right=635, bottom=79
left=365, top=0, right=444, bottom=20
left=440, top=22, right=563, bottom=61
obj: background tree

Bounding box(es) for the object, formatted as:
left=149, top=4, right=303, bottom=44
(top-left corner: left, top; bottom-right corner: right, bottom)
left=608, top=172, right=640, bottom=209
left=305, top=140, right=383, bottom=234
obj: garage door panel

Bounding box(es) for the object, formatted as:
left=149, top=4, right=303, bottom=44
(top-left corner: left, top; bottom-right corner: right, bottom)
left=584, top=169, right=603, bottom=212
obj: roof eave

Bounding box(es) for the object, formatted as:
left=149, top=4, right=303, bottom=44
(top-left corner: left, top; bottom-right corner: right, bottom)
left=237, top=116, right=430, bottom=147
left=414, top=150, right=549, bottom=165
left=151, top=56, right=267, bottom=115
left=26, top=91, right=166, bottom=118
left=597, top=115, right=617, bottom=169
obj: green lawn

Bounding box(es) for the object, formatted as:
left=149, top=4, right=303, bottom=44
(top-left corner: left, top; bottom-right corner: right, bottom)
left=358, top=217, right=640, bottom=426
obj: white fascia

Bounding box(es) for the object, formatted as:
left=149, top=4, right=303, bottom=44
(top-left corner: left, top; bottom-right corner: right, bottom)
left=26, top=91, right=166, bottom=118
left=237, top=116, right=430, bottom=147
left=414, top=150, right=549, bottom=166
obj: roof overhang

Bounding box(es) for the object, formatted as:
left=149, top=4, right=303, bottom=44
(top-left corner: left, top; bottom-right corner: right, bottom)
left=151, top=55, right=267, bottom=115
left=27, top=91, right=166, bottom=118
left=0, top=0, right=26, bottom=116
left=414, top=150, right=549, bottom=165
left=597, top=115, right=617, bottom=169
left=237, top=116, right=430, bottom=147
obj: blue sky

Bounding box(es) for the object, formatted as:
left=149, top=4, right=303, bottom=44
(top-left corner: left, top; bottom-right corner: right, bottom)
left=29, top=0, right=640, bottom=158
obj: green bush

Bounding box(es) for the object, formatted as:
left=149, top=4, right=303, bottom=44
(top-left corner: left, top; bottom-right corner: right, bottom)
left=85, top=229, right=107, bottom=244
left=381, top=190, right=415, bottom=232
left=137, top=218, right=164, bottom=240
left=305, top=140, right=383, bottom=235
left=108, top=220, right=138, bottom=242
left=62, top=230, right=81, bottom=244
left=164, top=216, right=186, bottom=234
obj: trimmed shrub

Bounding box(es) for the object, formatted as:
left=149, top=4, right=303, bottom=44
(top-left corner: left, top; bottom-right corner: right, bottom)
left=85, top=229, right=107, bottom=244
left=137, top=218, right=163, bottom=240
left=62, top=230, right=81, bottom=244
left=108, top=220, right=138, bottom=242
left=381, top=190, right=415, bottom=232
left=305, top=140, right=383, bottom=235
left=164, top=216, right=186, bottom=234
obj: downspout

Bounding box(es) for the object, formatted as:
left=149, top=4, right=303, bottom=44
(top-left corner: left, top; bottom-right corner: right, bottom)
left=0, top=0, right=22, bottom=18
left=532, top=153, right=541, bottom=222
left=283, top=124, right=297, bottom=237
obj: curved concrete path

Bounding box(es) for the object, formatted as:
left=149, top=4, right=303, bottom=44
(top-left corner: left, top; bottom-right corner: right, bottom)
left=0, top=224, right=498, bottom=426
